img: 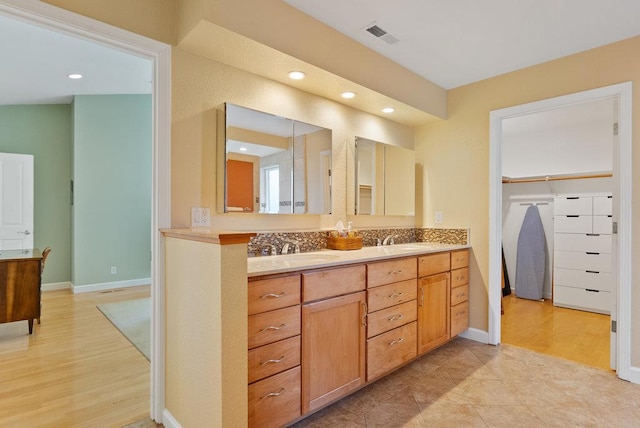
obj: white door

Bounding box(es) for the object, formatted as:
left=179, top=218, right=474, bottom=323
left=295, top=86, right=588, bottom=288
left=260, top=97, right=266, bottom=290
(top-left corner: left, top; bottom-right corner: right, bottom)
left=0, top=153, right=34, bottom=250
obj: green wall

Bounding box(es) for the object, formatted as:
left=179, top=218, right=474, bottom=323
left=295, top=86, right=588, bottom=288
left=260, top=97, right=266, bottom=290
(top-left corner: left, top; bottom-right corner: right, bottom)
left=73, top=95, right=152, bottom=286
left=0, top=105, right=72, bottom=284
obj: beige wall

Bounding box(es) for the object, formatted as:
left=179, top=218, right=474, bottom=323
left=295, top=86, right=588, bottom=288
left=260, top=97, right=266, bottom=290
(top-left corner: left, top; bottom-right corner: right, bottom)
left=416, top=35, right=640, bottom=364
left=172, top=47, right=416, bottom=231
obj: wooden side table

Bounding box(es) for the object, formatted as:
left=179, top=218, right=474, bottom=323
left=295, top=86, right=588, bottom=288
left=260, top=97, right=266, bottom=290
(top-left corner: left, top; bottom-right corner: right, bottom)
left=0, top=249, right=43, bottom=334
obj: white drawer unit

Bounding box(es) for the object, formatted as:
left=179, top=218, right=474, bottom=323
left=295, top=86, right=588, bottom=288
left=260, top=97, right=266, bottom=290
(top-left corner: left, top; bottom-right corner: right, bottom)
left=554, top=268, right=613, bottom=292
left=554, top=196, right=592, bottom=215
left=553, top=285, right=611, bottom=314
left=553, top=193, right=613, bottom=314
left=553, top=233, right=612, bottom=253
left=554, top=251, right=612, bottom=273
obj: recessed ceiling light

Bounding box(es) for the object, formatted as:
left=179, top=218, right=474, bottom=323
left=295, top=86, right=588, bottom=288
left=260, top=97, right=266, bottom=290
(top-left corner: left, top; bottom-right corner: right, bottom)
left=67, top=73, right=83, bottom=79
left=382, top=107, right=395, bottom=113
left=239, top=147, right=248, bottom=152
left=288, top=71, right=306, bottom=80
left=341, top=91, right=356, bottom=99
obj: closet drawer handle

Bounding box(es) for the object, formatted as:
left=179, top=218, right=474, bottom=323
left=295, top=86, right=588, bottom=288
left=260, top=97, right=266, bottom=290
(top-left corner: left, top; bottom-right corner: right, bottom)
left=566, top=215, right=580, bottom=218
left=260, top=291, right=286, bottom=299
left=567, top=197, right=580, bottom=200
left=586, top=233, right=600, bottom=236
left=259, top=324, right=286, bottom=333
left=586, top=252, right=600, bottom=255
left=388, top=338, right=404, bottom=346
left=586, top=270, right=600, bottom=274
left=586, top=289, right=600, bottom=293
left=260, top=356, right=285, bottom=366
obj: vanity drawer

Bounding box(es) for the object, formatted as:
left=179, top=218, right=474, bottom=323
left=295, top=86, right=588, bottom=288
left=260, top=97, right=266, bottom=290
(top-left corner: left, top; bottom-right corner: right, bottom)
left=367, top=300, right=417, bottom=338
left=367, top=257, right=417, bottom=288
left=367, top=279, right=417, bottom=312
left=248, top=366, right=301, bottom=428
left=450, top=301, right=469, bottom=337
left=450, top=249, right=469, bottom=270
left=248, top=336, right=301, bottom=384
left=302, top=265, right=365, bottom=302
left=418, top=252, right=450, bottom=277
left=367, top=321, right=417, bottom=381
left=249, top=274, right=301, bottom=315
left=248, top=305, right=301, bottom=349
left=451, top=267, right=469, bottom=288
left=450, top=284, right=469, bottom=306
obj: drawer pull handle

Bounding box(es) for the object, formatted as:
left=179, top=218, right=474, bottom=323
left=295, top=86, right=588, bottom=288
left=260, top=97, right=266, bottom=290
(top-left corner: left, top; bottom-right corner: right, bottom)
left=456, top=275, right=464, bottom=280
left=586, top=289, right=600, bottom=293
left=260, top=291, right=286, bottom=300
left=260, top=324, right=286, bottom=333
left=586, top=233, right=600, bottom=236
left=389, top=292, right=404, bottom=298
left=419, top=287, right=424, bottom=307
left=389, top=338, right=404, bottom=346
left=388, top=269, right=403, bottom=275
left=361, top=302, right=368, bottom=327
left=586, top=270, right=600, bottom=274
left=456, top=293, right=466, bottom=298
left=586, top=252, right=600, bottom=255
left=456, top=258, right=466, bottom=263
left=260, top=356, right=285, bottom=366
left=456, top=311, right=467, bottom=317
left=566, top=215, right=580, bottom=218
left=260, top=388, right=285, bottom=400
left=388, top=314, right=403, bottom=322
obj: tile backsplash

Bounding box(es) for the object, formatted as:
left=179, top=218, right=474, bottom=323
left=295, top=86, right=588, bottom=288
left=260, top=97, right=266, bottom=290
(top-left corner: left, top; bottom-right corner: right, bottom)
left=247, top=227, right=468, bottom=256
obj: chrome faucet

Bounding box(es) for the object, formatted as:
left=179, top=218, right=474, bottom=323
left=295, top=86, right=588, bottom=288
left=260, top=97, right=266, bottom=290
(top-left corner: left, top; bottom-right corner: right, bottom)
left=382, top=235, right=397, bottom=246
left=281, top=241, right=300, bottom=255
left=261, top=244, right=277, bottom=256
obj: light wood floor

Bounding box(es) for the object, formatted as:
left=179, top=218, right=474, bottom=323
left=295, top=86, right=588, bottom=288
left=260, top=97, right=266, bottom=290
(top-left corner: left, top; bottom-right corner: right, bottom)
left=501, top=293, right=611, bottom=370
left=0, top=287, right=152, bottom=428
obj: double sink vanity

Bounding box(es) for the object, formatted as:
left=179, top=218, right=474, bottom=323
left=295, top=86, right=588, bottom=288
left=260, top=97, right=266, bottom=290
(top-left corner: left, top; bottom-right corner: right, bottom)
left=247, top=242, right=470, bottom=427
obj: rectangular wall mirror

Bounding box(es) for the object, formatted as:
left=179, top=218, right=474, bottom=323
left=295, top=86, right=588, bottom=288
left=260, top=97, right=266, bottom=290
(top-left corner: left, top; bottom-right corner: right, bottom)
left=354, top=136, right=415, bottom=216
left=217, top=103, right=332, bottom=214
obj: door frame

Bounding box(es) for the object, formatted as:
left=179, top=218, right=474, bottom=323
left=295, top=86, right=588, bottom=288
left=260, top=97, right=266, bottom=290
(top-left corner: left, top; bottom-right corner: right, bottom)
left=0, top=0, right=171, bottom=420
left=488, top=82, right=632, bottom=380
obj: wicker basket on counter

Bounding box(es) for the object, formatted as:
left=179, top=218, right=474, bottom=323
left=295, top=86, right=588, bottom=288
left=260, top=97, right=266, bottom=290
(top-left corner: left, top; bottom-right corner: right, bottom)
left=326, top=235, right=363, bottom=250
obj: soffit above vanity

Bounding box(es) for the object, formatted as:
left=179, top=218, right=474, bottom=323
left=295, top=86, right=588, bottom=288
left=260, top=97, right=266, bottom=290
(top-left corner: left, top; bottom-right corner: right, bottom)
left=176, top=0, right=446, bottom=127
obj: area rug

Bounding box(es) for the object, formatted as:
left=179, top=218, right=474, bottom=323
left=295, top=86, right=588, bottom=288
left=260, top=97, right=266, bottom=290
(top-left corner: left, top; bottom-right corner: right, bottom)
left=97, top=298, right=150, bottom=361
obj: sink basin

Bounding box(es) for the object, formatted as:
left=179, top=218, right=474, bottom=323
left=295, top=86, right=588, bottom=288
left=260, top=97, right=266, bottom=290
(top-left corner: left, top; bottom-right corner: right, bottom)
left=286, top=253, right=341, bottom=263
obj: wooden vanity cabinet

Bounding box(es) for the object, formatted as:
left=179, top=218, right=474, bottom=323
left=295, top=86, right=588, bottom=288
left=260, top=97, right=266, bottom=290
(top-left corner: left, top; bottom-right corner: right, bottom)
left=247, top=273, right=302, bottom=428
left=301, top=266, right=366, bottom=414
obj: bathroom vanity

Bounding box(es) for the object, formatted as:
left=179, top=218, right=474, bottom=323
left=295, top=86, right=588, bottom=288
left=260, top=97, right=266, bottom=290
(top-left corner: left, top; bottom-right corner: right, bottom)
left=161, top=230, right=469, bottom=428
left=246, top=243, right=470, bottom=427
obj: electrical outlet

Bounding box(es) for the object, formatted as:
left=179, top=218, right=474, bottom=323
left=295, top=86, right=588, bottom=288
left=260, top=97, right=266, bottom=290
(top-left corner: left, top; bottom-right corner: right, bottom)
left=191, top=207, right=211, bottom=227
left=110, top=266, right=117, bottom=275
left=435, top=211, right=443, bottom=224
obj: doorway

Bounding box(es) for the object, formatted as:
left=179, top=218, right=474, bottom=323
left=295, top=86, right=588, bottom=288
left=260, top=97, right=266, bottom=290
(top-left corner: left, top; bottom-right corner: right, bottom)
left=488, top=82, right=633, bottom=381
left=0, top=0, right=170, bottom=421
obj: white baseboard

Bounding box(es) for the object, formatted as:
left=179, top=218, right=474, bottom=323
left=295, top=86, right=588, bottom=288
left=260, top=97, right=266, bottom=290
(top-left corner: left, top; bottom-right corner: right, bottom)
left=459, top=327, right=490, bottom=344
left=42, top=281, right=71, bottom=291
left=161, top=409, right=182, bottom=428
left=628, top=366, right=640, bottom=385
left=71, top=278, right=151, bottom=294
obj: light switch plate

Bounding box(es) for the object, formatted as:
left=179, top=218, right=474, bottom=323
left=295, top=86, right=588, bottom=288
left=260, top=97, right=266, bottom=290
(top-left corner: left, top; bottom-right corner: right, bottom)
left=435, top=211, right=443, bottom=224
left=191, top=207, right=211, bottom=227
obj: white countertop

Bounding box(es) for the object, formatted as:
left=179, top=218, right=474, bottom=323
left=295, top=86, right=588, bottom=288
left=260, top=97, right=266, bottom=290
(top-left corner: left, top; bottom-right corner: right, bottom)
left=248, top=242, right=470, bottom=277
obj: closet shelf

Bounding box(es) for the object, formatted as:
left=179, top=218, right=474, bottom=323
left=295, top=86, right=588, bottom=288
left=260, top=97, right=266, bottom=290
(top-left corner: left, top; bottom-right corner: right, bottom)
left=502, top=172, right=612, bottom=184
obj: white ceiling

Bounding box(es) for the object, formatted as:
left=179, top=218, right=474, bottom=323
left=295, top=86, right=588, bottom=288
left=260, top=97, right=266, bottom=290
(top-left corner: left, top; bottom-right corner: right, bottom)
left=0, top=14, right=151, bottom=105
left=284, top=0, right=640, bottom=89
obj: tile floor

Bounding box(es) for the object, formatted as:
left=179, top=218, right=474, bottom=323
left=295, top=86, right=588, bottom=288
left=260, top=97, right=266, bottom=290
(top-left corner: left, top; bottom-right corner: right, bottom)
left=292, top=338, right=640, bottom=427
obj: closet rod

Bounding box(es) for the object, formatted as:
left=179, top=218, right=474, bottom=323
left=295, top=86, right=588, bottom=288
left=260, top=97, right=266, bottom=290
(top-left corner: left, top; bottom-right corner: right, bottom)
left=502, top=172, right=612, bottom=184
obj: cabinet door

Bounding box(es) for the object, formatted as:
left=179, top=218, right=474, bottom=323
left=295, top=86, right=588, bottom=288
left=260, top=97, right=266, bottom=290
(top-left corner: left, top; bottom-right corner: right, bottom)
left=417, top=272, right=450, bottom=355
left=302, top=291, right=366, bottom=414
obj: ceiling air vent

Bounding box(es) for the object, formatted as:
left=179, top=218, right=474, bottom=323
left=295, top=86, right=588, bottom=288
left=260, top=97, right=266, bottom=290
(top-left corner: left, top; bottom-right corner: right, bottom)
left=365, top=23, right=399, bottom=45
